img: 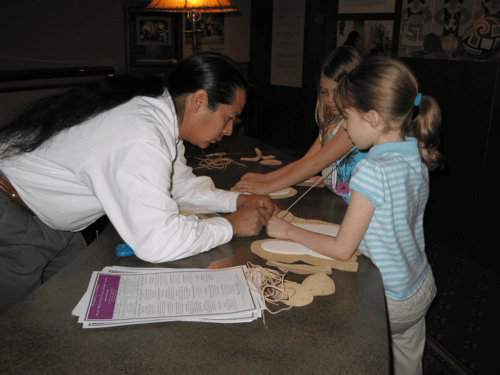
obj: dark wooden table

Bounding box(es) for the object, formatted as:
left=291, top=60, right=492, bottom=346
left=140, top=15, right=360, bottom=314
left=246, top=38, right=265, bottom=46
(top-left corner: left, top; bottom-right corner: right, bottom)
left=0, top=134, right=389, bottom=374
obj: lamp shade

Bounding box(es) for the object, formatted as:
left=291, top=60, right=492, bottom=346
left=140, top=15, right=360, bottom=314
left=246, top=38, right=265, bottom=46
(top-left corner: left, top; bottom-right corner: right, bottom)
left=146, top=0, right=238, bottom=13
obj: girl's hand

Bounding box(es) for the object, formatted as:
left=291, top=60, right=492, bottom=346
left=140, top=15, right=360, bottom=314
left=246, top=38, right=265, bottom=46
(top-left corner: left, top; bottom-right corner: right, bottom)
left=266, top=216, right=294, bottom=240
left=239, top=172, right=269, bottom=182
left=232, top=180, right=274, bottom=195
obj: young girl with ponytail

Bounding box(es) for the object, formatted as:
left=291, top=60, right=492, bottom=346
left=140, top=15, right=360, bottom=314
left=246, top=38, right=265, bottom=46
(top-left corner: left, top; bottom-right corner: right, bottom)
left=266, top=55, right=444, bottom=375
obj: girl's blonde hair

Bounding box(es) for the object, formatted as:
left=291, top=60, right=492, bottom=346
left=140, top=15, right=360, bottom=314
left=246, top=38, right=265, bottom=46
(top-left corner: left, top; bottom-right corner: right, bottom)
left=334, top=56, right=444, bottom=171
left=315, top=46, right=362, bottom=141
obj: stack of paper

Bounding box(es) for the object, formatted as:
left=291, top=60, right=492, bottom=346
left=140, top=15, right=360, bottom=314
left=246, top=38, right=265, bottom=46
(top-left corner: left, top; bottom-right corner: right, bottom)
left=72, top=265, right=264, bottom=328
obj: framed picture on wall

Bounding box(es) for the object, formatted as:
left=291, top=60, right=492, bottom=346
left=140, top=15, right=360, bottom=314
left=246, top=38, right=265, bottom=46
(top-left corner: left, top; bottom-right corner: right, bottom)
left=336, top=1, right=399, bottom=58
left=125, top=1, right=182, bottom=73
left=337, top=19, right=395, bottom=57
left=136, top=15, right=173, bottom=46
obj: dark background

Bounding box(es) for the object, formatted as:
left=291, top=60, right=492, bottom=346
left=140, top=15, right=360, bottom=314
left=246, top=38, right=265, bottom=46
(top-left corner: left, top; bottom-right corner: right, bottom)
left=1, top=0, right=498, bottom=269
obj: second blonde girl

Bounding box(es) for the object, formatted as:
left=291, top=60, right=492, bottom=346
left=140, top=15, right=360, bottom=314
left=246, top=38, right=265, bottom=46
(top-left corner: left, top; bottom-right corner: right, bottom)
left=233, top=46, right=367, bottom=203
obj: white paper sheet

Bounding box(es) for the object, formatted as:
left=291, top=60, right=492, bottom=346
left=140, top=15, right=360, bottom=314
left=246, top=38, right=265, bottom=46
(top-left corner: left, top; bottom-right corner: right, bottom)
left=73, top=265, right=264, bottom=329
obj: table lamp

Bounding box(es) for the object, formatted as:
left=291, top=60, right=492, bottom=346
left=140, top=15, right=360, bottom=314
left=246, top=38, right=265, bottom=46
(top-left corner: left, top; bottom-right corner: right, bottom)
left=146, top=0, right=239, bottom=55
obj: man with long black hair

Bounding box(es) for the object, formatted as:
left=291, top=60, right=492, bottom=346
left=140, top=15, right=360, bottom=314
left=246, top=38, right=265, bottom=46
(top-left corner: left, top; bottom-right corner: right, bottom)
left=0, top=52, right=278, bottom=313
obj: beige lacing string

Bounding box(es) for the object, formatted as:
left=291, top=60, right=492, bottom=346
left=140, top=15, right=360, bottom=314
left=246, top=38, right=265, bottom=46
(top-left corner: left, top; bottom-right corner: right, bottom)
left=245, top=262, right=292, bottom=327
left=193, top=152, right=247, bottom=170
left=281, top=146, right=355, bottom=218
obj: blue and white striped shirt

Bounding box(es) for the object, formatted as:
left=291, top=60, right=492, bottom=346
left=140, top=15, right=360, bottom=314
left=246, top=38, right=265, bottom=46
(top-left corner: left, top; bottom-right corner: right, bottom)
left=349, top=137, right=429, bottom=301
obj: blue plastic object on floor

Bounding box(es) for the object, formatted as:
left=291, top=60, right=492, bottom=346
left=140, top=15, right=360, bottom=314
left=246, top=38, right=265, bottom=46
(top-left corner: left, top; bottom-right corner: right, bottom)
left=115, top=244, right=135, bottom=257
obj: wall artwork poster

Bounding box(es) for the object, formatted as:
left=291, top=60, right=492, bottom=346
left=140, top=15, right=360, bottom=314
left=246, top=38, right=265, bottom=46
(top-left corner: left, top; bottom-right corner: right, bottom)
left=398, top=0, right=500, bottom=62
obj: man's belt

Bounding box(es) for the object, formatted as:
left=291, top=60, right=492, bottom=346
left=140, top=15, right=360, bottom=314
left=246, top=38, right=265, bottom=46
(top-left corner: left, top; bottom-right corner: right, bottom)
left=0, top=175, right=34, bottom=215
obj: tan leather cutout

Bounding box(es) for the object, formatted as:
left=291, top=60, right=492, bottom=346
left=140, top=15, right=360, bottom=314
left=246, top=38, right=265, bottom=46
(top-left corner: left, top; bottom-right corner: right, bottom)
left=252, top=211, right=360, bottom=272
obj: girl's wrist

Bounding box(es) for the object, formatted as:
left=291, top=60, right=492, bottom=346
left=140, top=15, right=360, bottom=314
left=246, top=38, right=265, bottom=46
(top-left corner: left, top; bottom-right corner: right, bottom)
left=268, top=179, right=285, bottom=193
left=286, top=224, right=300, bottom=242
left=263, top=172, right=278, bottom=182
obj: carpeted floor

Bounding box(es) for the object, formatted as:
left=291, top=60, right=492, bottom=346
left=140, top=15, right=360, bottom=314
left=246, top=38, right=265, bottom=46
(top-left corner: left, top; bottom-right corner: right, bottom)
left=423, top=334, right=475, bottom=375
left=423, top=225, right=500, bottom=375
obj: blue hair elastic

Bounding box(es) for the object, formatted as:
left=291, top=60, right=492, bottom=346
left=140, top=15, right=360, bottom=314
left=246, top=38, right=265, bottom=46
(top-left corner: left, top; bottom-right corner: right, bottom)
left=414, top=93, right=422, bottom=106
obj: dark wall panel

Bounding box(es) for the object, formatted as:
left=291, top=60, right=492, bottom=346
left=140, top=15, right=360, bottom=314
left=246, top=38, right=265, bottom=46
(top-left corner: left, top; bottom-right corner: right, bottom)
left=403, top=58, right=499, bottom=228
left=249, top=0, right=332, bottom=153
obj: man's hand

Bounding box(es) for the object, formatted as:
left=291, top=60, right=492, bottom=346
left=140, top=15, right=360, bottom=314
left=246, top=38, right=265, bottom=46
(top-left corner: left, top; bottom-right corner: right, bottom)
left=236, top=194, right=280, bottom=216
left=223, top=194, right=280, bottom=237
left=225, top=205, right=269, bottom=237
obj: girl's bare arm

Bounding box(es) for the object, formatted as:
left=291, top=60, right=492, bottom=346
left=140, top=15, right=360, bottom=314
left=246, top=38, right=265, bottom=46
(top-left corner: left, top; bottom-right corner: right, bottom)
left=238, top=136, right=323, bottom=183
left=234, top=129, right=353, bottom=194
left=266, top=190, right=373, bottom=261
